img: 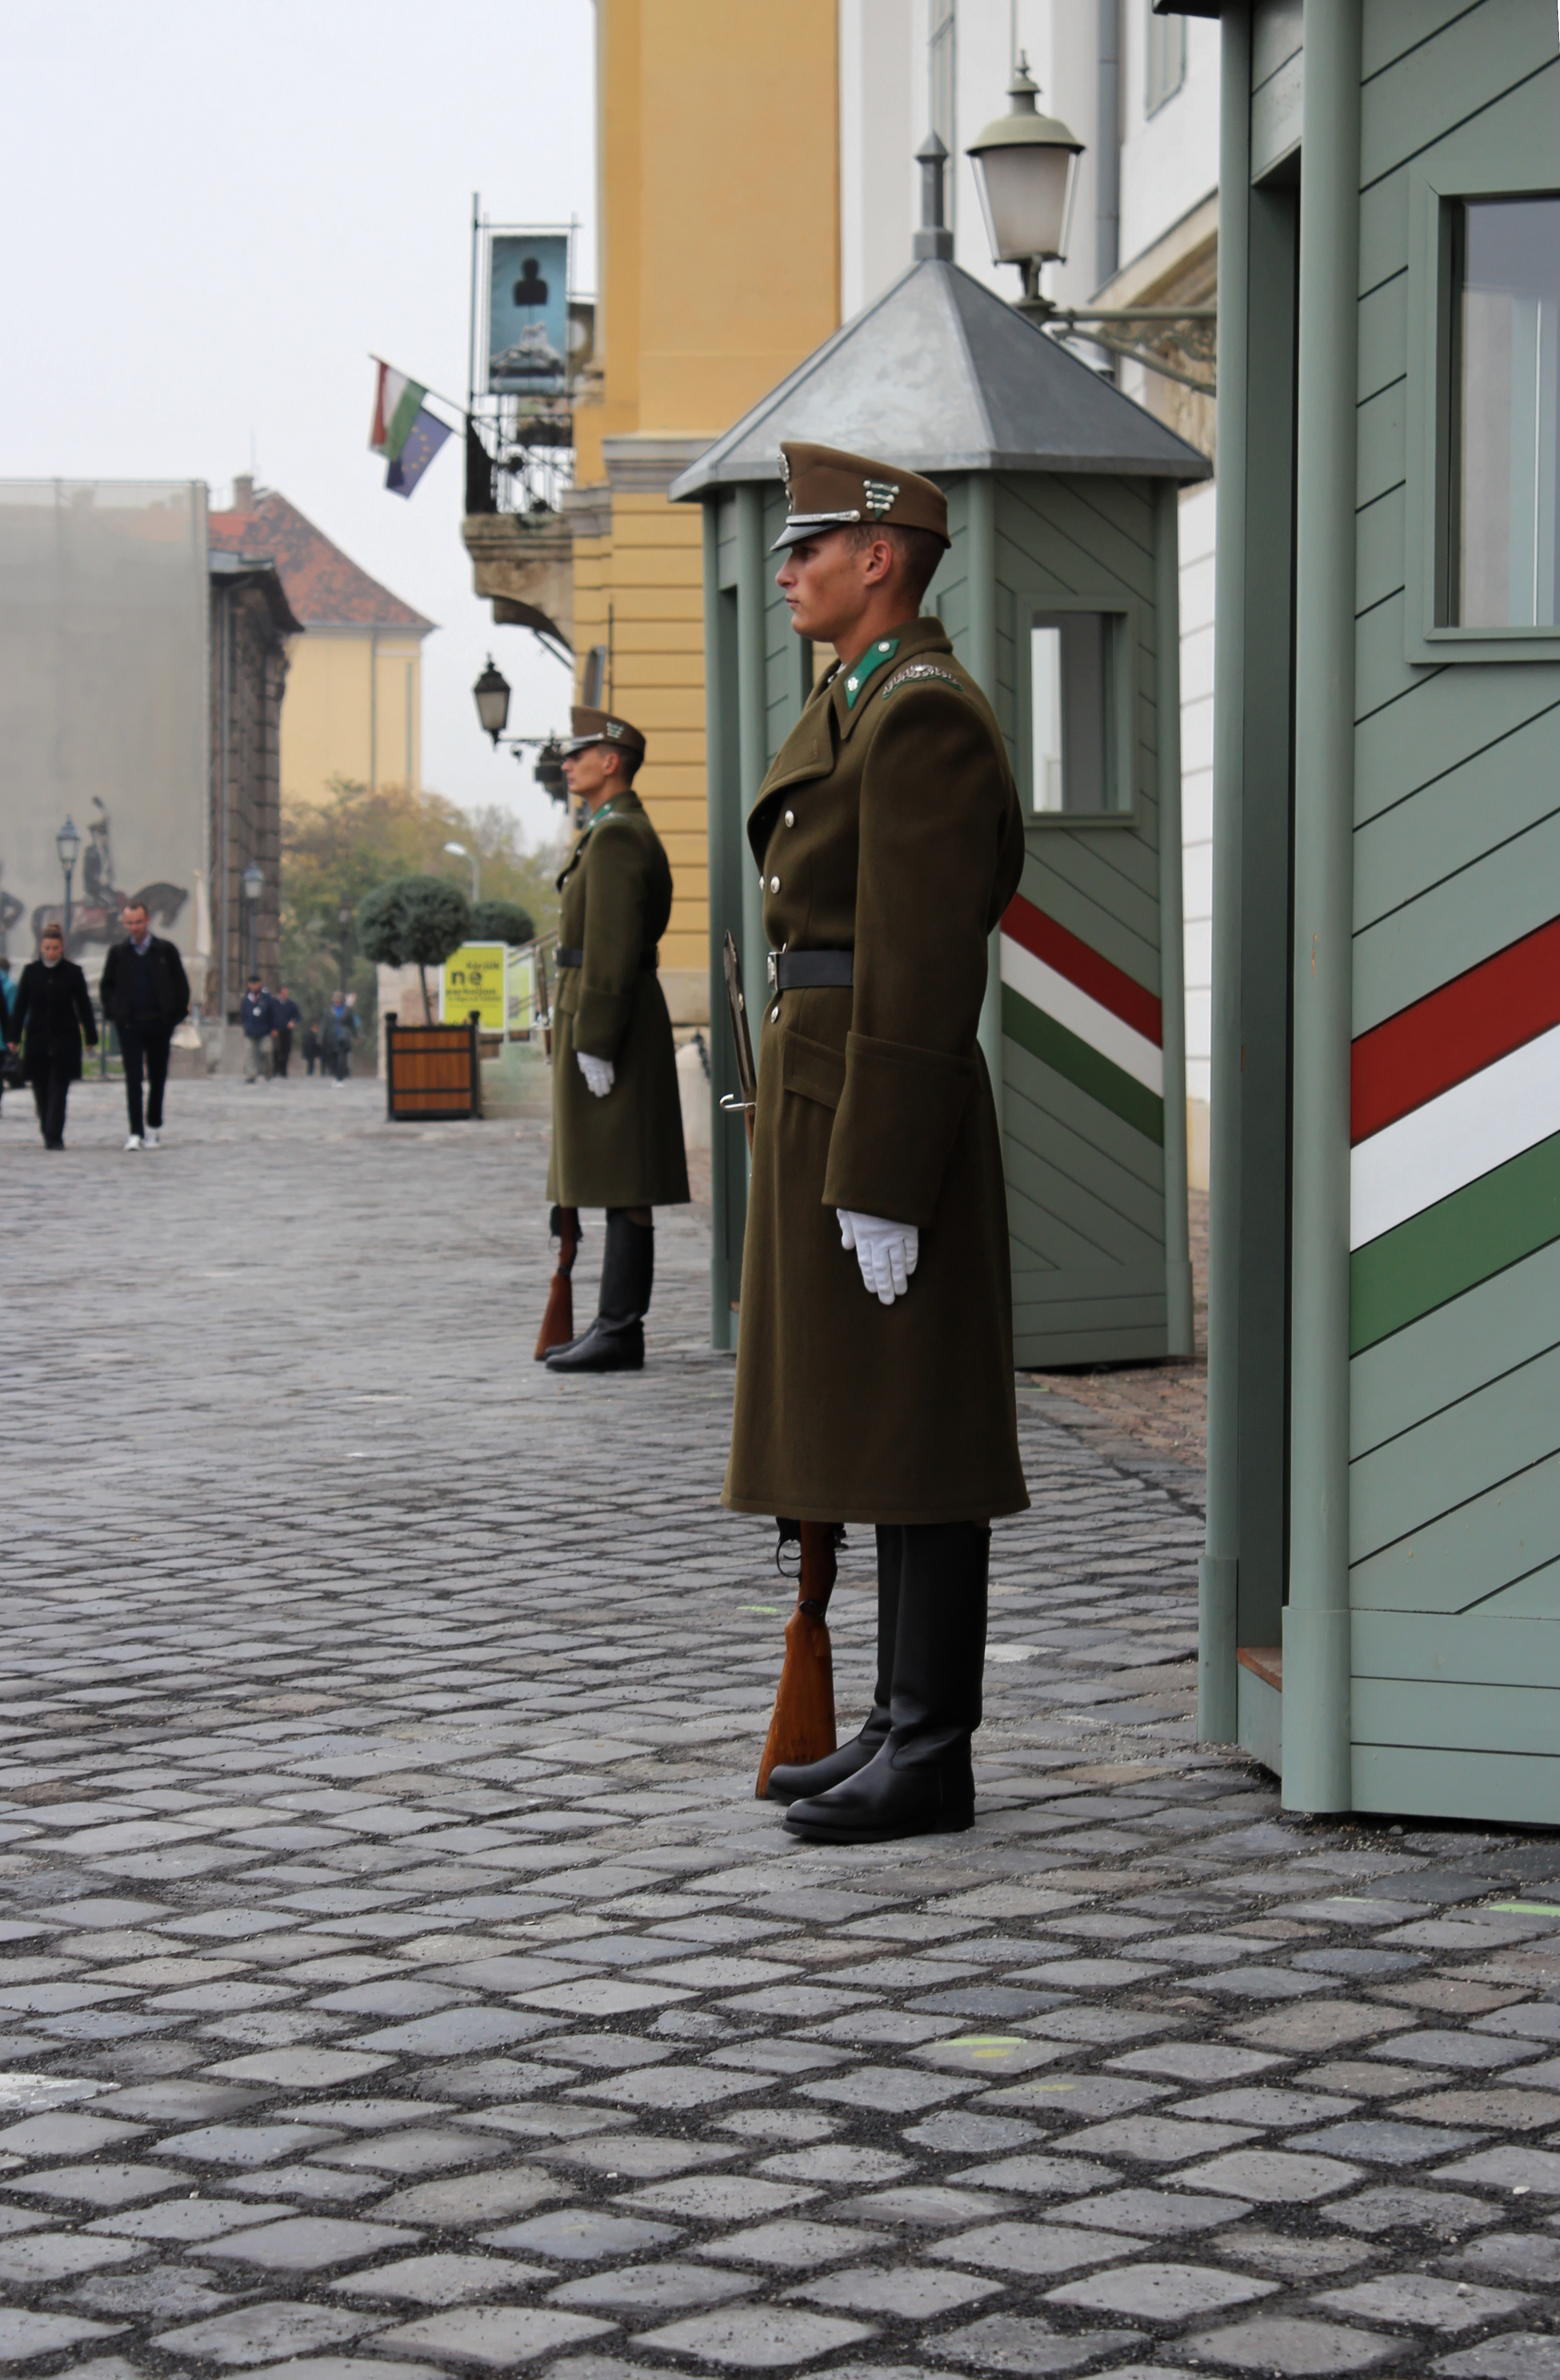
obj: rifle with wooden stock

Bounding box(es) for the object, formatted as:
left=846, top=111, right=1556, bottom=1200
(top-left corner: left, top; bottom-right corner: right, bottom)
left=533, top=941, right=581, bottom=1359
left=722, top=930, right=842, bottom=1798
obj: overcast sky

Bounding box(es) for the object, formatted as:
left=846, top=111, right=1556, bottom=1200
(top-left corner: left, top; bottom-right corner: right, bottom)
left=0, top=0, right=596, bottom=847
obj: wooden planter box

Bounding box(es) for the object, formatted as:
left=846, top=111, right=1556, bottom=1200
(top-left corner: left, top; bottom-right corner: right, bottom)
left=385, top=1012, right=483, bottom=1122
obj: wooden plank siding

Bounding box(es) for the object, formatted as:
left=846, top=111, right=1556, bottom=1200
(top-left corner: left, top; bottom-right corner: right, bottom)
left=1347, top=2, right=1560, bottom=1820
left=996, top=475, right=1169, bottom=1366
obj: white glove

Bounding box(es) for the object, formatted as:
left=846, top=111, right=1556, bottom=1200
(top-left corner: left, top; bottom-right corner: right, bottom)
left=838, top=1209, right=919, bottom=1305
left=578, top=1051, right=615, bottom=1098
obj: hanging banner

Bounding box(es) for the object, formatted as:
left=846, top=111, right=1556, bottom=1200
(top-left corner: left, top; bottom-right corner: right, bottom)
left=487, top=231, right=570, bottom=396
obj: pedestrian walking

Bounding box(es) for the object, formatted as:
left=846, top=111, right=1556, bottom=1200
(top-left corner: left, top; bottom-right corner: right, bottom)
left=543, top=706, right=689, bottom=1373
left=273, top=986, right=302, bottom=1077
left=239, top=976, right=277, bottom=1081
left=7, top=922, right=98, bottom=1148
left=301, top=1020, right=323, bottom=1076
left=724, top=442, right=1029, bottom=1845
left=0, top=958, right=17, bottom=1121
left=321, top=992, right=358, bottom=1083
left=99, top=899, right=191, bottom=1151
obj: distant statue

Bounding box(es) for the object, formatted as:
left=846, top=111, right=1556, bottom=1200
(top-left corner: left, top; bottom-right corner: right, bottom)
left=512, top=257, right=549, bottom=307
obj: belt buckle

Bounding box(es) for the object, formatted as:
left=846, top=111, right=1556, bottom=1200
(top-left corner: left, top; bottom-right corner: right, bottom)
left=766, top=950, right=778, bottom=989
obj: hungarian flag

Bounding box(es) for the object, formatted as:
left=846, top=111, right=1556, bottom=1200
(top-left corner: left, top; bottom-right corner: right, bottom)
left=385, top=408, right=453, bottom=499
left=369, top=362, right=427, bottom=462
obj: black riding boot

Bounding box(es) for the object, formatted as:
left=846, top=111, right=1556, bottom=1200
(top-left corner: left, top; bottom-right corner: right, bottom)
left=765, top=1525, right=900, bottom=1805
left=546, top=1209, right=653, bottom=1373
left=784, top=1521, right=988, bottom=1842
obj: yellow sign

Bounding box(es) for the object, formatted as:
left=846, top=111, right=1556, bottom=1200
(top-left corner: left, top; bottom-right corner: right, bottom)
left=440, top=942, right=507, bottom=1032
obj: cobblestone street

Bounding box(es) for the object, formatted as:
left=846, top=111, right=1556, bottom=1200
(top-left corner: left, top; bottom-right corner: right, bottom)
left=5, top=1077, right=1560, bottom=2380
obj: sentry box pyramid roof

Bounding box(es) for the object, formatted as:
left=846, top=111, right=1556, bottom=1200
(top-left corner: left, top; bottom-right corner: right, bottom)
left=669, top=256, right=1210, bottom=495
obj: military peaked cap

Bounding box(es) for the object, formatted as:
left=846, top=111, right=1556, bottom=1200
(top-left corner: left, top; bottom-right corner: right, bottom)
left=563, top=706, right=646, bottom=761
left=772, top=440, right=950, bottom=553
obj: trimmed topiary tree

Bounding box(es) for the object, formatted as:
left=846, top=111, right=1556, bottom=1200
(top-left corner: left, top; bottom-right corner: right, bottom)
left=470, top=898, right=535, bottom=948
left=359, top=874, right=472, bottom=1023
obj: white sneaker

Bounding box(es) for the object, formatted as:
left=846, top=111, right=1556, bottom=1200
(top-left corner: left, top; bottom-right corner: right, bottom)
left=123, top=1135, right=143, bottom=1151
left=143, top=1129, right=161, bottom=1149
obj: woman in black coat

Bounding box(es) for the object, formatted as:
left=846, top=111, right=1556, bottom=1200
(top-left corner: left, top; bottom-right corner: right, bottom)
left=8, top=923, right=98, bottom=1148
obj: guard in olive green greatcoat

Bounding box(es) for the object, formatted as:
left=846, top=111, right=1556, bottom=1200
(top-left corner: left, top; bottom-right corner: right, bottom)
left=724, top=441, right=1029, bottom=1844
left=545, top=706, right=689, bottom=1373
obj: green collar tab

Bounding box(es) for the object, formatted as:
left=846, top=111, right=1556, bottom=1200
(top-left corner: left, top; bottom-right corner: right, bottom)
left=842, top=637, right=901, bottom=709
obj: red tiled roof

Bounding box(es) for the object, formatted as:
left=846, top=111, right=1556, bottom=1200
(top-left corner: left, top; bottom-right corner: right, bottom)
left=208, top=489, right=435, bottom=633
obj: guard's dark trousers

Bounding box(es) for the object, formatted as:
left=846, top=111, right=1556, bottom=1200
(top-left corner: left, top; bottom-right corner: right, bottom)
left=119, top=1023, right=171, bottom=1140
left=545, top=1209, right=654, bottom=1373
left=782, top=1520, right=989, bottom=1842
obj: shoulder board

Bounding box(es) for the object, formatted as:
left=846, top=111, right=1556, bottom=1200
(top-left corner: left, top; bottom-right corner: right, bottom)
left=879, top=661, right=970, bottom=701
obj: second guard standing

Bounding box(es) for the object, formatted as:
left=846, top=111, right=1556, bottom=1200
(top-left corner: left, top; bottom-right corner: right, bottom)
left=724, top=441, right=1029, bottom=1843
left=545, top=707, right=689, bottom=1372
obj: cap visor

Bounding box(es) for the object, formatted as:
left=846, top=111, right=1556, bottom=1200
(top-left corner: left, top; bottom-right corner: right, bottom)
left=769, top=517, right=842, bottom=553
left=560, top=734, right=605, bottom=756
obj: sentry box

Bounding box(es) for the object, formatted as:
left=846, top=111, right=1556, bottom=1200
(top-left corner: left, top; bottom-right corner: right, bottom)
left=671, top=178, right=1208, bottom=1380
left=1193, top=0, right=1560, bottom=1823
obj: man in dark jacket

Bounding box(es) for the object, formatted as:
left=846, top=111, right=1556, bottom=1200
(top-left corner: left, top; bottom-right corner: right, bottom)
left=240, top=978, right=278, bottom=1082
left=321, top=993, right=358, bottom=1084
left=273, top=987, right=302, bottom=1078
left=99, top=900, right=190, bottom=1151
left=7, top=923, right=98, bottom=1148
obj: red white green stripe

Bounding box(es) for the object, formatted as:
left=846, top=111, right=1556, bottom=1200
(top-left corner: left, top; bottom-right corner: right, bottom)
left=1350, top=912, right=1560, bottom=1350
left=1000, top=895, right=1164, bottom=1144
left=369, top=362, right=427, bottom=462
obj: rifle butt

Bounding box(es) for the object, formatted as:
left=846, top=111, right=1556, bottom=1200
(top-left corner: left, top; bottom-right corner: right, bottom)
left=754, top=1521, right=841, bottom=1798
left=533, top=1207, right=582, bottom=1360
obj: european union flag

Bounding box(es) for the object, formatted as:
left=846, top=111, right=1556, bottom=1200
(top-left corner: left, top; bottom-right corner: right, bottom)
left=386, top=407, right=453, bottom=499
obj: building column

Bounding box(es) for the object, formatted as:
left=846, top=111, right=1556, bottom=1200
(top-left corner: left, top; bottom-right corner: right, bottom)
left=1285, top=0, right=1362, bottom=1814
left=1199, top=0, right=1251, bottom=1747
left=1155, top=480, right=1193, bottom=1358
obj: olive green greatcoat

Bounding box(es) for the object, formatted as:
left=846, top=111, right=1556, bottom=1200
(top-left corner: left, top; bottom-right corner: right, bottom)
left=547, top=789, right=690, bottom=1210
left=724, top=615, right=1029, bottom=1527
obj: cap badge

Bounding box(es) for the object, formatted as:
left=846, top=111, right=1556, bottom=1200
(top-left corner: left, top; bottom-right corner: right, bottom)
left=862, top=477, right=900, bottom=520
left=778, top=447, right=793, bottom=496
left=606, top=721, right=623, bottom=739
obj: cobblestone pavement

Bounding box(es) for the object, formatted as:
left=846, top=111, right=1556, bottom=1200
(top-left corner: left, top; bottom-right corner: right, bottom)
left=5, top=1076, right=1560, bottom=2380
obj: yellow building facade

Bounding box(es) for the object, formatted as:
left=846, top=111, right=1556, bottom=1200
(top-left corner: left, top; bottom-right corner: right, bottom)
left=465, top=1, right=840, bottom=1025
left=211, top=481, right=433, bottom=815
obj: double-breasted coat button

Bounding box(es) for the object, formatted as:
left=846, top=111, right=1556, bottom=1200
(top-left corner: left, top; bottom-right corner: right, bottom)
left=784, top=810, right=795, bottom=828
left=770, top=875, right=780, bottom=893
left=771, top=1006, right=780, bottom=1023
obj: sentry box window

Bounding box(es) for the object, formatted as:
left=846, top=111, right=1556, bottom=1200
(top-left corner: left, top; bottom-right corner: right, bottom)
left=1450, top=196, right=1560, bottom=629
left=1027, top=607, right=1131, bottom=817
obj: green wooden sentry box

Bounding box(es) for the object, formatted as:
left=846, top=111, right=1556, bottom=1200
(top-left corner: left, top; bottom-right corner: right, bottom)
left=1194, top=0, right=1560, bottom=1825
left=670, top=252, right=1208, bottom=1372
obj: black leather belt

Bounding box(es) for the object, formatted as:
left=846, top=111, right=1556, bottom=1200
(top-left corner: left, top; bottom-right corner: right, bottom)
left=770, top=948, right=854, bottom=991
left=555, top=947, right=658, bottom=971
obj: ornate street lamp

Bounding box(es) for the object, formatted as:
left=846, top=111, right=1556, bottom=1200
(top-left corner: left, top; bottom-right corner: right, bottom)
left=965, top=59, right=1215, bottom=391
left=242, top=861, right=263, bottom=983
left=472, top=656, right=511, bottom=745
left=56, top=815, right=81, bottom=945
left=967, top=56, right=1083, bottom=308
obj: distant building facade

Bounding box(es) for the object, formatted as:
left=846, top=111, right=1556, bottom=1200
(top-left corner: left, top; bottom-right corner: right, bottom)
left=463, top=0, right=842, bottom=1028
left=0, top=477, right=298, bottom=1041
left=209, top=481, right=433, bottom=815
